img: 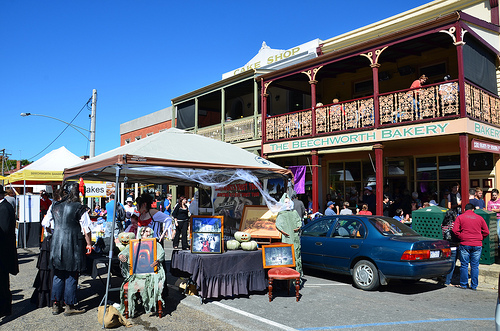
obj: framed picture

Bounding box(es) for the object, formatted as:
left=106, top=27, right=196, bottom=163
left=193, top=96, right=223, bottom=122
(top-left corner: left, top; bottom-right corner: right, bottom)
left=191, top=232, right=222, bottom=254
left=470, top=179, right=480, bottom=188
left=129, top=238, right=157, bottom=275
left=261, top=244, right=296, bottom=269
left=191, top=215, right=223, bottom=233
left=483, top=179, right=492, bottom=189
left=240, top=205, right=281, bottom=239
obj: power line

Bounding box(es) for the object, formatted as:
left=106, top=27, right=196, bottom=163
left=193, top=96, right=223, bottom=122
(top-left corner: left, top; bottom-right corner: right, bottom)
left=26, top=96, right=93, bottom=161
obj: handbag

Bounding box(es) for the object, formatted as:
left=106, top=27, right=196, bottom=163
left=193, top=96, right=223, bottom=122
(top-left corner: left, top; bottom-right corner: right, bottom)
left=97, top=305, right=132, bottom=328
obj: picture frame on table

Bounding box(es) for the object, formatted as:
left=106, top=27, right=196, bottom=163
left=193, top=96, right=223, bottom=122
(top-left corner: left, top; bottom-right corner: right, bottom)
left=129, top=238, right=157, bottom=275
left=240, top=205, right=281, bottom=239
left=191, top=215, right=223, bottom=233
left=261, top=244, right=296, bottom=269
left=191, top=232, right=222, bottom=254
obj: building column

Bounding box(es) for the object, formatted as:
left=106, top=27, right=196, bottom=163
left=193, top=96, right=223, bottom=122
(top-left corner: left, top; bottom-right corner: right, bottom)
left=371, top=64, right=380, bottom=128
left=254, top=79, right=259, bottom=139
left=194, top=97, right=199, bottom=133
left=312, top=150, right=319, bottom=213
left=452, top=23, right=467, bottom=118
left=310, top=80, right=318, bottom=135
left=221, top=88, right=226, bottom=141
left=460, top=133, right=470, bottom=206
left=261, top=79, right=270, bottom=157
left=374, top=144, right=384, bottom=215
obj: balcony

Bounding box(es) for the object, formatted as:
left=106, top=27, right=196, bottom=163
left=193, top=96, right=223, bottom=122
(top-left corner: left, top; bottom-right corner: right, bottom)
left=264, top=79, right=500, bottom=142
left=196, top=116, right=261, bottom=142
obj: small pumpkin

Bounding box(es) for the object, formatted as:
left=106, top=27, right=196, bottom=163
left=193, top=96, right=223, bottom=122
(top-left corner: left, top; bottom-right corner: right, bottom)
left=241, top=240, right=258, bottom=251
left=226, top=239, right=241, bottom=250
left=234, top=231, right=251, bottom=242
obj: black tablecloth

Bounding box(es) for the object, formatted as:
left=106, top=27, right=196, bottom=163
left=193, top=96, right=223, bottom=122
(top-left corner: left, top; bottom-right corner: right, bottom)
left=17, top=222, right=41, bottom=248
left=170, top=250, right=266, bottom=299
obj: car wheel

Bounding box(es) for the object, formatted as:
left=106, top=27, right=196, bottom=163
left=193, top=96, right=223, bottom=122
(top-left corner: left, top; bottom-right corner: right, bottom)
left=353, top=260, right=380, bottom=291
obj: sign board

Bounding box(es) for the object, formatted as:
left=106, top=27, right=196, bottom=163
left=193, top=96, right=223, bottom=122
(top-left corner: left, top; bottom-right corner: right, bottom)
left=17, top=195, right=41, bottom=223
left=471, top=138, right=500, bottom=154
left=85, top=183, right=107, bottom=197
left=264, top=118, right=500, bottom=155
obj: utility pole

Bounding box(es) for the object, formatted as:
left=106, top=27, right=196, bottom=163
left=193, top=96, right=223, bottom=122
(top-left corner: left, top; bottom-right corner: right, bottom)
left=1, top=149, right=5, bottom=177
left=90, top=89, right=97, bottom=158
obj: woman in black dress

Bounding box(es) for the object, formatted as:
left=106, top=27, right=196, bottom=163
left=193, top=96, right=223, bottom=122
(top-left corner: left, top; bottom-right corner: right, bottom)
left=172, top=196, right=190, bottom=250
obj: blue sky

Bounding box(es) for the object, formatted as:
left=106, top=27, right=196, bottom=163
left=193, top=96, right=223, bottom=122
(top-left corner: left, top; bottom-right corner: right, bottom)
left=1, top=0, right=429, bottom=162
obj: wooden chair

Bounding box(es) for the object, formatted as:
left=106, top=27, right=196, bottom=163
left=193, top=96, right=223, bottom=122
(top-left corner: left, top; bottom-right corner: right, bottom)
left=267, top=267, right=300, bottom=302
left=122, top=238, right=164, bottom=318
left=261, top=244, right=301, bottom=302
left=123, top=282, right=163, bottom=318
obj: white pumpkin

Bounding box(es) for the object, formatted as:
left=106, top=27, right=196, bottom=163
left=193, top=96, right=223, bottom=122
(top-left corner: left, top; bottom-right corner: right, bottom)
left=226, top=240, right=241, bottom=250
left=241, top=240, right=258, bottom=251
left=234, top=231, right=251, bottom=242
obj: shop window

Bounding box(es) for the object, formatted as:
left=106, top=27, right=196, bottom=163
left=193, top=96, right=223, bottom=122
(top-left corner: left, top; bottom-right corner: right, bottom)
left=438, top=155, right=460, bottom=179
left=416, top=157, right=437, bottom=180
left=469, top=153, right=493, bottom=171
left=346, top=162, right=361, bottom=182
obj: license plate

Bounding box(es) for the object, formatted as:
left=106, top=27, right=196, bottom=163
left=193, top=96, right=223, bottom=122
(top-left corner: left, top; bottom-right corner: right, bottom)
left=430, top=250, right=440, bottom=258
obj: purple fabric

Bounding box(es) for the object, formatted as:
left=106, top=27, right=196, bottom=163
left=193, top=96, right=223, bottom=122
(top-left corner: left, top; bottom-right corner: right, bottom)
left=170, top=250, right=266, bottom=300
left=290, top=166, right=306, bottom=194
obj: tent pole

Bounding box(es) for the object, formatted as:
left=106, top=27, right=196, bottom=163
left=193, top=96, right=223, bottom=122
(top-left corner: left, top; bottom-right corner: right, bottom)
left=102, top=165, right=121, bottom=329
left=24, top=180, right=26, bottom=249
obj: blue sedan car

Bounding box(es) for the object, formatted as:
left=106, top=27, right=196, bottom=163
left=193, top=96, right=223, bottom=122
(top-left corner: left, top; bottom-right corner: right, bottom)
left=301, top=215, right=453, bottom=290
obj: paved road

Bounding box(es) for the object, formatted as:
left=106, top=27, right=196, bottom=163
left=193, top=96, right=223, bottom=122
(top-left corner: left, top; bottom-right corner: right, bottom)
left=1, top=247, right=497, bottom=331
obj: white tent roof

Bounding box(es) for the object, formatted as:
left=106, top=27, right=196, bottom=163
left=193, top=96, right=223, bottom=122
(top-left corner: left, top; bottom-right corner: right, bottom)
left=5, top=146, right=83, bottom=184
left=64, top=128, right=291, bottom=185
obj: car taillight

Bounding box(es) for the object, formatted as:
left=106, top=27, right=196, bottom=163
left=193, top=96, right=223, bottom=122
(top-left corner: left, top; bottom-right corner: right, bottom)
left=442, top=248, right=451, bottom=258
left=401, top=250, right=430, bottom=261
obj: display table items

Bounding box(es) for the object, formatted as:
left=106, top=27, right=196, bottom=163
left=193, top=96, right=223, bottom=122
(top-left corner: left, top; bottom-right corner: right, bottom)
left=190, top=215, right=224, bottom=254
left=170, top=249, right=266, bottom=301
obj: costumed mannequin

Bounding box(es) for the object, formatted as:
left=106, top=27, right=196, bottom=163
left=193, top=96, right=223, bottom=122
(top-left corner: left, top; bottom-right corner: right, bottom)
left=48, top=182, right=92, bottom=316
left=118, top=226, right=166, bottom=318
left=275, top=193, right=303, bottom=277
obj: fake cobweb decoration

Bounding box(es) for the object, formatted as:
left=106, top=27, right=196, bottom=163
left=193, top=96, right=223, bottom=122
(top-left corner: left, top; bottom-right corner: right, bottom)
left=131, top=167, right=287, bottom=213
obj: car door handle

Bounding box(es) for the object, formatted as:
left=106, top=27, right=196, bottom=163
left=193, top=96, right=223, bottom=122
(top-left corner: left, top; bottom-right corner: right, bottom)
left=315, top=242, right=323, bottom=246
left=350, top=245, right=359, bottom=249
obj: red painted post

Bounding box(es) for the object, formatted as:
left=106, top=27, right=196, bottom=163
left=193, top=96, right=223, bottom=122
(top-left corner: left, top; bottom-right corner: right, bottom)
left=312, top=150, right=319, bottom=213
left=374, top=144, right=384, bottom=215
left=310, top=80, right=317, bottom=136
left=460, top=134, right=469, bottom=206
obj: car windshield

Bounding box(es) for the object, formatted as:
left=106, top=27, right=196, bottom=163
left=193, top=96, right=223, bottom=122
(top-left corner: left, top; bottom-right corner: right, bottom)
left=368, top=217, right=419, bottom=236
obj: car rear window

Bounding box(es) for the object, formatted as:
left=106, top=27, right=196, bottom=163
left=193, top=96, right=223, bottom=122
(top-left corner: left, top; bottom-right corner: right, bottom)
left=368, top=217, right=419, bottom=236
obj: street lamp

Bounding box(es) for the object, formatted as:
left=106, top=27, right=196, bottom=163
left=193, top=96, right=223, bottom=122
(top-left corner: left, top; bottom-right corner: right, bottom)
left=20, top=89, right=97, bottom=157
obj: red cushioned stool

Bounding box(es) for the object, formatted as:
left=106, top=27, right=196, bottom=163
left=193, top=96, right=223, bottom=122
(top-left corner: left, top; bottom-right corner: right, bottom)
left=267, top=267, right=301, bottom=302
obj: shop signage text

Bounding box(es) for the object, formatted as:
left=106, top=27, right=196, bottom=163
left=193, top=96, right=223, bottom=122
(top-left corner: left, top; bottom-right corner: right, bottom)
left=232, top=47, right=300, bottom=76
left=266, top=123, right=450, bottom=153
left=471, top=138, right=500, bottom=154
left=473, top=123, right=500, bottom=139
left=85, top=183, right=107, bottom=197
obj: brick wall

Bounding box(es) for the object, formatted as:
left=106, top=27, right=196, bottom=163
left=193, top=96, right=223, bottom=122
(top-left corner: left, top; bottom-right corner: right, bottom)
left=120, top=120, right=172, bottom=146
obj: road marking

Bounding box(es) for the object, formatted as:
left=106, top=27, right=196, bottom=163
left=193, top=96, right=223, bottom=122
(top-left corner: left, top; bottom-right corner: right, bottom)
left=304, top=283, right=349, bottom=286
left=212, top=301, right=297, bottom=331
left=297, top=318, right=495, bottom=330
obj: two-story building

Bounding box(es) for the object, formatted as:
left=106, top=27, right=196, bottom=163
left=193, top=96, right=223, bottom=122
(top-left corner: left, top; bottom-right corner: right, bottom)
left=121, top=0, right=500, bottom=216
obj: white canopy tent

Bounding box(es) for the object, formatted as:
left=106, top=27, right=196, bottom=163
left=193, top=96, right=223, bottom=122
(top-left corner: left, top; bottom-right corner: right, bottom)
left=62, top=128, right=292, bottom=322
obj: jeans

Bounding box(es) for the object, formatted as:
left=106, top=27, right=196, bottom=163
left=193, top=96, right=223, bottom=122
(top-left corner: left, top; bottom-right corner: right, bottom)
left=52, top=270, right=79, bottom=305
left=445, top=247, right=459, bottom=285
left=458, top=245, right=482, bottom=289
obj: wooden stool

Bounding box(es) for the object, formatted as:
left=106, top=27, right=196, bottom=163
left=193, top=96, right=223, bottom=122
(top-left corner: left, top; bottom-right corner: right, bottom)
left=267, top=267, right=300, bottom=302
left=123, top=282, right=163, bottom=318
